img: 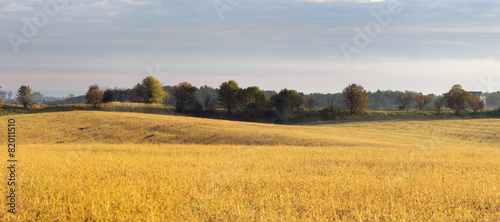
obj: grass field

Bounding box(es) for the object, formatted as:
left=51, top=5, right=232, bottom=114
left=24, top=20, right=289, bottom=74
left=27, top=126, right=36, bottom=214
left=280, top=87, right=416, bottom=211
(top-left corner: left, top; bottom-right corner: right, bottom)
left=1, top=111, right=499, bottom=221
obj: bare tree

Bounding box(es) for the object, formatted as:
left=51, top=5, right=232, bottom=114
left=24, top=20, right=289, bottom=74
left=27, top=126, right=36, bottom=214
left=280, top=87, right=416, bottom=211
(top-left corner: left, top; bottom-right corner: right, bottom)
left=201, top=95, right=217, bottom=111
left=396, top=91, right=413, bottom=110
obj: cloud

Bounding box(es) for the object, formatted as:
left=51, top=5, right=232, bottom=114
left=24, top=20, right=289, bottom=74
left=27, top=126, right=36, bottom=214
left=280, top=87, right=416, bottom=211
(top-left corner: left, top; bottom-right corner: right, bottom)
left=2, top=2, right=32, bottom=11
left=2, top=0, right=500, bottom=96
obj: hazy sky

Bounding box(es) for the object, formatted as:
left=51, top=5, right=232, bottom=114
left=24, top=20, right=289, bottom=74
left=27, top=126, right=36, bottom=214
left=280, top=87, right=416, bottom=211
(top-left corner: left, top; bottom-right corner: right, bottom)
left=1, top=0, right=500, bottom=97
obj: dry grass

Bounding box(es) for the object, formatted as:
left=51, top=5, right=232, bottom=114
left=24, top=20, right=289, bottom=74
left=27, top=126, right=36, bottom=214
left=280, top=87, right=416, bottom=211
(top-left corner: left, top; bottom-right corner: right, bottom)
left=0, top=111, right=499, bottom=221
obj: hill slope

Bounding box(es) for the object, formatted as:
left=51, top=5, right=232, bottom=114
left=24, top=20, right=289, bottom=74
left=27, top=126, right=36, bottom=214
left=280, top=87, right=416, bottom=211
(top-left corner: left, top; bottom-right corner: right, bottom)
left=1, top=111, right=499, bottom=147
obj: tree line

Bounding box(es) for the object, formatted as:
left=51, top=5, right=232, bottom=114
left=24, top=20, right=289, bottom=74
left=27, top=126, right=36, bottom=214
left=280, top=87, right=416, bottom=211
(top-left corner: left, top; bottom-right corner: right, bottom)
left=82, top=76, right=487, bottom=120
left=0, top=78, right=494, bottom=122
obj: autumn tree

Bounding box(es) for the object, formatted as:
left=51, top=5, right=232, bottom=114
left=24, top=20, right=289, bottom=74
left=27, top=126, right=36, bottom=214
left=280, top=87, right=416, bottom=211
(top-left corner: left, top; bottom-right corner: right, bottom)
left=303, top=95, right=316, bottom=112
left=434, top=96, right=444, bottom=113
left=342, top=84, right=369, bottom=115
left=85, top=84, right=104, bottom=109
left=271, top=88, right=303, bottom=115
left=469, top=95, right=485, bottom=114
left=443, top=84, right=471, bottom=115
left=171, top=82, right=197, bottom=113
left=140, top=76, right=166, bottom=104
left=413, top=94, right=430, bottom=110
left=217, top=80, right=240, bottom=115
left=396, top=91, right=413, bottom=110
left=16, top=85, right=35, bottom=108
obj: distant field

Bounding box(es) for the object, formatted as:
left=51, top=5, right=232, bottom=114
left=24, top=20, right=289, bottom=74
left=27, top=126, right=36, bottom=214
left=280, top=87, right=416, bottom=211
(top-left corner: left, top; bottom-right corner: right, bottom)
left=1, top=111, right=499, bottom=221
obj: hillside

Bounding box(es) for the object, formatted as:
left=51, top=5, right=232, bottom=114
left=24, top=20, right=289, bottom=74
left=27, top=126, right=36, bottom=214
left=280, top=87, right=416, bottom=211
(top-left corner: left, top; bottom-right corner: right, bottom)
left=2, top=111, right=499, bottom=147
left=1, top=111, right=499, bottom=221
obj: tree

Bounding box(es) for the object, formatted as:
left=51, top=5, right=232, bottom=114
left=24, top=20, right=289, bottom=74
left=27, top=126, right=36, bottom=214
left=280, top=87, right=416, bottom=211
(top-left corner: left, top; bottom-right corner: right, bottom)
left=271, top=88, right=303, bottom=115
left=217, top=80, right=240, bottom=115
left=129, top=84, right=144, bottom=103
left=434, top=96, right=444, bottom=113
left=469, top=95, right=485, bottom=114
left=201, top=94, right=217, bottom=111
left=140, top=76, right=166, bottom=104
left=171, top=82, right=197, bottom=113
left=342, top=84, right=369, bottom=115
left=413, top=94, right=431, bottom=110
left=239, top=86, right=268, bottom=116
left=113, top=87, right=129, bottom=102
left=85, top=84, right=104, bottom=109
left=0, top=86, right=2, bottom=105
left=16, top=85, right=35, bottom=108
left=396, top=91, right=413, bottom=110
left=443, top=84, right=472, bottom=115
left=163, top=93, right=171, bottom=106
left=303, top=95, right=316, bottom=112
left=102, top=89, right=115, bottom=103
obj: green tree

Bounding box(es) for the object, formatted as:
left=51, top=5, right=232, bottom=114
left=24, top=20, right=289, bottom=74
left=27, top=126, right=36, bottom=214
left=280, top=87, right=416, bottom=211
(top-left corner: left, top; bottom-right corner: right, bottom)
left=443, top=84, right=471, bottom=115
left=217, top=80, right=240, bottom=115
left=171, top=82, right=197, bottom=113
left=102, top=89, right=115, bottom=103
left=85, top=84, right=104, bottom=109
left=239, top=86, right=268, bottom=117
left=16, top=85, right=35, bottom=108
left=271, top=88, right=303, bottom=115
left=342, top=84, right=369, bottom=115
left=140, top=76, right=166, bottom=104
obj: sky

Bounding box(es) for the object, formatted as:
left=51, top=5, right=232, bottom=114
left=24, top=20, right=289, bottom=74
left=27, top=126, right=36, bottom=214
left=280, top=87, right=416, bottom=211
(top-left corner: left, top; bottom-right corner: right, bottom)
left=1, top=0, right=500, bottom=97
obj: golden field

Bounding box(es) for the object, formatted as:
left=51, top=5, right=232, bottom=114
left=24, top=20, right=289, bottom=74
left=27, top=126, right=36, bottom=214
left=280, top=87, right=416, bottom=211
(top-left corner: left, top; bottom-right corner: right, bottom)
left=1, top=111, right=499, bottom=221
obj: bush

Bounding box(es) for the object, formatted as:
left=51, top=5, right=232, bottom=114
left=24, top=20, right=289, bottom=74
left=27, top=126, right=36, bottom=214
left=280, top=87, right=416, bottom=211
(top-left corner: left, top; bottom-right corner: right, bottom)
left=321, top=107, right=347, bottom=121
